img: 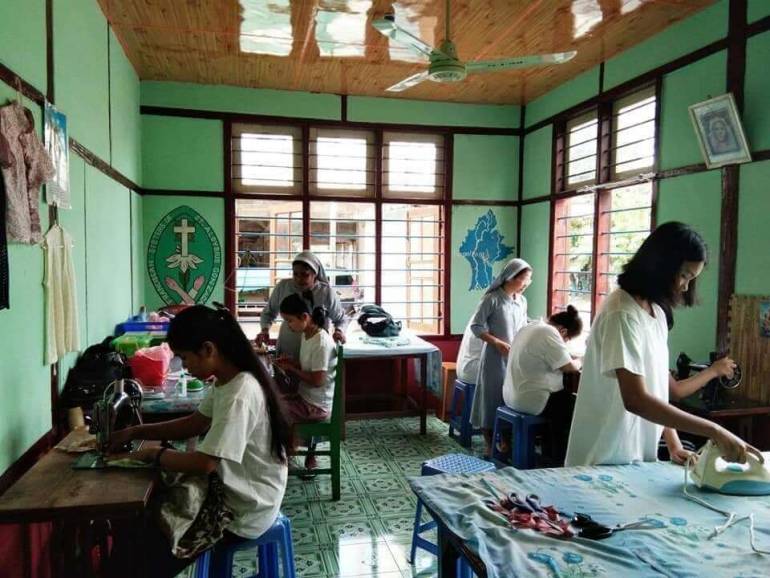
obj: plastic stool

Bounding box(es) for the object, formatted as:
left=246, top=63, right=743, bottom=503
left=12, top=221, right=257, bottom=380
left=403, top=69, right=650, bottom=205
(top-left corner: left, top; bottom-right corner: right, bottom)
left=410, top=454, right=495, bottom=574
left=491, top=406, right=548, bottom=469
left=448, top=380, right=481, bottom=448
left=194, top=512, right=296, bottom=578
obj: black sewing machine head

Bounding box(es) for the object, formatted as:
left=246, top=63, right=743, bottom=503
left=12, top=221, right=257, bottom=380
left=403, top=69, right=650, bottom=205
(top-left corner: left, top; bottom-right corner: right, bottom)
left=91, top=378, right=144, bottom=454
left=676, top=352, right=742, bottom=408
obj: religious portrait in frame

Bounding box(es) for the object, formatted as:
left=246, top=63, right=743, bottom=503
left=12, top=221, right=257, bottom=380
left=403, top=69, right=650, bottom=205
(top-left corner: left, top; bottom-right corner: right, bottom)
left=689, top=93, right=752, bottom=169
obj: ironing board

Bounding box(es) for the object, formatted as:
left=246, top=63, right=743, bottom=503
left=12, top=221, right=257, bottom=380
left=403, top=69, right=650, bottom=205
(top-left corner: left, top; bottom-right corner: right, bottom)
left=410, top=457, right=770, bottom=578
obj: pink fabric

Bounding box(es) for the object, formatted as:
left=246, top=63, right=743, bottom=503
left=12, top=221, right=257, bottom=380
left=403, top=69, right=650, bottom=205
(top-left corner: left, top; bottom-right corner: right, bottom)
left=282, top=393, right=329, bottom=424
left=0, top=103, right=55, bottom=244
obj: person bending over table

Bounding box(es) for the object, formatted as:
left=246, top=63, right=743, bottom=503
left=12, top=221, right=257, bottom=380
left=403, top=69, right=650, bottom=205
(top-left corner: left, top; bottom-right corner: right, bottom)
left=273, top=293, right=338, bottom=475
left=256, top=251, right=348, bottom=359
left=566, top=222, right=755, bottom=467
left=456, top=316, right=484, bottom=385
left=108, top=305, right=292, bottom=578
left=468, top=258, right=532, bottom=458
left=502, top=305, right=583, bottom=464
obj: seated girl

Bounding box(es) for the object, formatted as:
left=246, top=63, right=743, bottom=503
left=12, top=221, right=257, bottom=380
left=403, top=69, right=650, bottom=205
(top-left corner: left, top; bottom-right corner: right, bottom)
left=501, top=305, right=583, bottom=463
left=108, top=305, right=292, bottom=578
left=273, top=293, right=338, bottom=471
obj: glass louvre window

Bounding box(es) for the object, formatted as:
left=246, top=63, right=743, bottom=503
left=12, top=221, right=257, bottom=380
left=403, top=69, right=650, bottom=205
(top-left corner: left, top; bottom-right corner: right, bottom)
left=612, top=86, right=656, bottom=178
left=566, top=111, right=599, bottom=186
left=231, top=124, right=302, bottom=194
left=309, top=128, right=375, bottom=196
left=309, top=202, right=376, bottom=314
left=235, top=199, right=303, bottom=326
left=380, top=204, right=443, bottom=335
left=382, top=132, right=445, bottom=199
left=552, top=194, right=595, bottom=327
left=595, top=183, right=653, bottom=307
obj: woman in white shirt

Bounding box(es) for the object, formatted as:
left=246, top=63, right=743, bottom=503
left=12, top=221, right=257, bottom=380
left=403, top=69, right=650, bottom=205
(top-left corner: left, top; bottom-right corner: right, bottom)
left=565, top=222, right=755, bottom=467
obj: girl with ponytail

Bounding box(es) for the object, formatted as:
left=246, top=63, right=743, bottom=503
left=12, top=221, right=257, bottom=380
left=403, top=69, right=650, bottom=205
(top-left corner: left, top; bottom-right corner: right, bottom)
left=501, top=304, right=583, bottom=464
left=107, top=304, right=292, bottom=576
left=276, top=293, right=339, bottom=472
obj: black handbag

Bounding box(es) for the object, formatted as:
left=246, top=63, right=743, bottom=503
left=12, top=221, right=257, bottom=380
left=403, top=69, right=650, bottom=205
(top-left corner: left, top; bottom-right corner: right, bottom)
left=61, top=337, right=129, bottom=407
left=357, top=305, right=402, bottom=337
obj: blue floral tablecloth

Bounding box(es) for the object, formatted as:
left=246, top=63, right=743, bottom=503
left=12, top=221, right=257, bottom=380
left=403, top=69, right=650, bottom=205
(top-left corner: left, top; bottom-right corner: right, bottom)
left=410, top=461, right=770, bottom=578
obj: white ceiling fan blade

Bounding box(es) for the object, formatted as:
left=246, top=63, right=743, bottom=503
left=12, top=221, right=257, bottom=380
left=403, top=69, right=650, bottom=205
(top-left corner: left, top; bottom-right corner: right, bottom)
left=466, top=51, right=577, bottom=73
left=372, top=17, right=444, bottom=60
left=386, top=71, right=431, bottom=92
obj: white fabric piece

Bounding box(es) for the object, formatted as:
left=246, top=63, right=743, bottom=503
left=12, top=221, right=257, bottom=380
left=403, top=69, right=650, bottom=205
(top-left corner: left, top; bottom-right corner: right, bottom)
left=456, top=320, right=483, bottom=384
left=502, top=321, right=572, bottom=415
left=197, top=372, right=287, bottom=538
left=298, top=329, right=337, bottom=412
left=565, top=288, right=669, bottom=466
left=44, top=224, right=79, bottom=364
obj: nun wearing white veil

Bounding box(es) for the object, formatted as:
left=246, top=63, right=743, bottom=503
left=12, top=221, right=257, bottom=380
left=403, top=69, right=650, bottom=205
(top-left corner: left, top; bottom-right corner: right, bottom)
left=468, top=258, right=532, bottom=456
left=257, top=251, right=348, bottom=359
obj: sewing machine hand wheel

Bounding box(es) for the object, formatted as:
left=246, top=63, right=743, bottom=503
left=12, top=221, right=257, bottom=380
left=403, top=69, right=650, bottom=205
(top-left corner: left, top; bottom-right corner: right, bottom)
left=719, top=364, right=742, bottom=389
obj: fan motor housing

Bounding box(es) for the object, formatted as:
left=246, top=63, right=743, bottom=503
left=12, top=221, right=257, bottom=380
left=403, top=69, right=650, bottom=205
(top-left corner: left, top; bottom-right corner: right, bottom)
left=429, top=61, right=467, bottom=83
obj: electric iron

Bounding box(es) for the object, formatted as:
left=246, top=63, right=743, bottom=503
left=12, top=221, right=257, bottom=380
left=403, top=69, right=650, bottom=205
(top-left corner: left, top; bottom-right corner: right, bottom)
left=690, top=440, right=770, bottom=496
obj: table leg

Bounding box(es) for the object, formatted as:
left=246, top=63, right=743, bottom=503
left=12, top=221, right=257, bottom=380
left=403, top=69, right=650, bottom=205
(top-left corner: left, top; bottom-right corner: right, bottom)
left=341, top=361, right=347, bottom=441
left=420, top=353, right=427, bottom=435
left=437, top=523, right=459, bottom=578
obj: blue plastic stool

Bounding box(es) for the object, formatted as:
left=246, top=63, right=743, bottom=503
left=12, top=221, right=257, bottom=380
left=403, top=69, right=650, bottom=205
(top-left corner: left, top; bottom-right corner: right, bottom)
left=193, top=513, right=296, bottom=578
left=492, top=406, right=548, bottom=469
left=448, top=380, right=482, bottom=448
left=410, top=454, right=496, bottom=576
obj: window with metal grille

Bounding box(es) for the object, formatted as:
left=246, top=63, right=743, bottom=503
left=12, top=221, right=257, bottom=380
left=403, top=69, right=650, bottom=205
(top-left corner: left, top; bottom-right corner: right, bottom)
left=309, top=201, right=376, bottom=315
left=232, top=124, right=302, bottom=194
left=551, top=86, right=657, bottom=326
left=309, top=128, right=375, bottom=197
left=566, top=111, right=599, bottom=186
left=382, top=132, right=445, bottom=199
left=380, top=204, right=444, bottom=335
left=235, top=199, right=303, bottom=326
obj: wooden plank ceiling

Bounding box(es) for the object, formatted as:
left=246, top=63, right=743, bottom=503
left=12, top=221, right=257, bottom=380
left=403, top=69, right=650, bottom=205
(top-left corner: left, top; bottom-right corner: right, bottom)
left=99, top=0, right=717, bottom=105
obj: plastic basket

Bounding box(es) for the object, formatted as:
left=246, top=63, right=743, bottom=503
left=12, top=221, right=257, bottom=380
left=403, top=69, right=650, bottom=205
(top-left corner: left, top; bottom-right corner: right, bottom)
left=115, top=321, right=170, bottom=335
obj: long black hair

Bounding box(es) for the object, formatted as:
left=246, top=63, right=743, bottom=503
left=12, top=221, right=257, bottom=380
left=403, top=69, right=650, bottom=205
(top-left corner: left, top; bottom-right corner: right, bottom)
left=279, top=293, right=328, bottom=330
left=617, top=221, right=707, bottom=329
left=549, top=305, right=583, bottom=339
left=166, top=305, right=292, bottom=463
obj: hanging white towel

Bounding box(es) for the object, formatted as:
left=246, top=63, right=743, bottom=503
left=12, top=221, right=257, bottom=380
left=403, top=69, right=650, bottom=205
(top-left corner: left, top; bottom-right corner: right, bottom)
left=44, top=224, right=79, bottom=364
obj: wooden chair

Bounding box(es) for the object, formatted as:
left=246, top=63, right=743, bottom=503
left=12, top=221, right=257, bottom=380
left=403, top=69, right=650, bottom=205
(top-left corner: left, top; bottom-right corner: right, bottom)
left=288, top=345, right=343, bottom=500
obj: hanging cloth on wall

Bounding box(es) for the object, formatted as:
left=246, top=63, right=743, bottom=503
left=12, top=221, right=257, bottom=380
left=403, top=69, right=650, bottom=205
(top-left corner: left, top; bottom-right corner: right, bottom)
left=0, top=101, right=55, bottom=244
left=44, top=223, right=80, bottom=364
left=0, top=173, right=8, bottom=310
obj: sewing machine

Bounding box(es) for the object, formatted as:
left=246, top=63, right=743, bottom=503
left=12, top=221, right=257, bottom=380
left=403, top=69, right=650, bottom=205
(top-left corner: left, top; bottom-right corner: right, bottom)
left=72, top=379, right=144, bottom=469
left=676, top=352, right=742, bottom=409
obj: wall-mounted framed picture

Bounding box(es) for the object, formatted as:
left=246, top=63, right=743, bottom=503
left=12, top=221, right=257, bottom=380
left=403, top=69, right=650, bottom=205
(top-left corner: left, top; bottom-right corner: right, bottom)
left=689, top=93, right=752, bottom=169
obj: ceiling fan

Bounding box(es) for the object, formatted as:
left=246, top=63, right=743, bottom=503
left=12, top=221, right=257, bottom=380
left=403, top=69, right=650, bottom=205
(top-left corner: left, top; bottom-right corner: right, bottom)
left=372, top=0, right=577, bottom=92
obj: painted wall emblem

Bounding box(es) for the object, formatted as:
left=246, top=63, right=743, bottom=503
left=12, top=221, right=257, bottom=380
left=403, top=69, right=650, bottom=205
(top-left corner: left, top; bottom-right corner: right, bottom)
left=147, top=206, right=221, bottom=305
left=459, top=209, right=514, bottom=290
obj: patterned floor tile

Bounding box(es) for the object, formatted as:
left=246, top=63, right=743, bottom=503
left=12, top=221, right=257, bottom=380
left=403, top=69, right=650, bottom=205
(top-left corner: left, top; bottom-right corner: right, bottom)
left=379, top=514, right=423, bottom=541
left=319, top=496, right=374, bottom=519
left=294, top=546, right=336, bottom=577
left=352, top=460, right=397, bottom=477
left=334, top=540, right=402, bottom=576
left=386, top=538, right=439, bottom=574
left=346, top=445, right=394, bottom=462
left=324, top=517, right=386, bottom=545
left=359, top=474, right=409, bottom=496
left=368, top=494, right=417, bottom=517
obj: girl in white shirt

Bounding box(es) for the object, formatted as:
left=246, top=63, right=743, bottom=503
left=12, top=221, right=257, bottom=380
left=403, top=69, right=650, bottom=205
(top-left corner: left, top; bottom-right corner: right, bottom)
left=565, top=222, right=755, bottom=467
left=110, top=305, right=292, bottom=577
left=274, top=293, right=338, bottom=472
left=502, top=305, right=582, bottom=463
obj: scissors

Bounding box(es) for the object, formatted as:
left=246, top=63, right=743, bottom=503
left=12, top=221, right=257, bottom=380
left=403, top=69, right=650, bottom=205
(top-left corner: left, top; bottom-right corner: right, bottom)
left=570, top=512, right=662, bottom=540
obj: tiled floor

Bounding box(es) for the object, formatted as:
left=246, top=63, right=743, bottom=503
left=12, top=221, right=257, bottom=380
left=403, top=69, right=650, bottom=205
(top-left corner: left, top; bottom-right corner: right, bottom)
left=180, top=415, right=483, bottom=578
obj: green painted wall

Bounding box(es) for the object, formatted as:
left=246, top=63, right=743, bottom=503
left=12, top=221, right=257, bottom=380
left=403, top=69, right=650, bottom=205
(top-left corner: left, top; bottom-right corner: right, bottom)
left=659, top=50, right=727, bottom=170
left=450, top=205, right=517, bottom=333
left=748, top=0, right=770, bottom=23
left=0, top=0, right=142, bottom=474
left=109, top=29, right=142, bottom=184
left=0, top=0, right=46, bottom=93
left=348, top=96, right=520, bottom=128
left=657, top=171, right=722, bottom=365
left=519, top=202, right=551, bottom=320
left=141, top=81, right=341, bottom=120
left=736, top=160, right=770, bottom=295
left=142, top=196, right=226, bottom=310
left=131, top=192, right=145, bottom=311
left=522, top=125, right=552, bottom=200
left=142, top=116, right=223, bottom=191
left=54, top=0, right=110, bottom=161
left=525, top=66, right=600, bottom=128
left=452, top=135, right=518, bottom=201
left=744, top=31, right=770, bottom=152
left=603, top=0, right=729, bottom=90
